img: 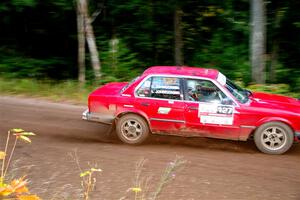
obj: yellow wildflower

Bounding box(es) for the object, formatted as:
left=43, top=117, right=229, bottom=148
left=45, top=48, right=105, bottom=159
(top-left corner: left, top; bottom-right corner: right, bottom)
left=0, top=186, right=13, bottom=196
left=0, top=151, right=5, bottom=160
left=18, top=136, right=32, bottom=143
left=131, top=187, right=142, bottom=193
left=80, top=170, right=91, bottom=177
left=11, top=128, right=24, bottom=133
left=17, top=194, right=41, bottom=200
left=91, top=168, right=102, bottom=172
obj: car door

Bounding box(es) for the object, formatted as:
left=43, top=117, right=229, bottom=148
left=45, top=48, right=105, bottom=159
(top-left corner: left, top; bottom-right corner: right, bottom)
left=135, top=76, right=185, bottom=133
left=183, top=78, right=241, bottom=140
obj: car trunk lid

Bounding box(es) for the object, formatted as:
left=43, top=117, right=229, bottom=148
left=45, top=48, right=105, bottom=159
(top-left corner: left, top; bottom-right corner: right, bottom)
left=90, top=82, right=128, bottom=96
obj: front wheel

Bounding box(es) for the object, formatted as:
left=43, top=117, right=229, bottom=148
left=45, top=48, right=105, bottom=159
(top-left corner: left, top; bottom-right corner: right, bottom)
left=254, top=122, right=294, bottom=154
left=116, top=114, right=149, bottom=145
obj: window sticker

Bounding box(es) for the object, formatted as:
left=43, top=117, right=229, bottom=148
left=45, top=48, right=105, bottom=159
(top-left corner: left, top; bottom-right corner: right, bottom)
left=150, top=76, right=181, bottom=100
left=158, top=107, right=171, bottom=114
left=163, top=77, right=178, bottom=85
left=144, top=80, right=151, bottom=87
left=198, top=102, right=234, bottom=125
left=155, top=85, right=179, bottom=90
left=154, top=90, right=180, bottom=95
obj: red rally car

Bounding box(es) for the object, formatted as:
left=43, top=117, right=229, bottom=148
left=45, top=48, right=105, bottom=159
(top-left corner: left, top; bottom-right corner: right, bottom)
left=83, top=66, right=300, bottom=154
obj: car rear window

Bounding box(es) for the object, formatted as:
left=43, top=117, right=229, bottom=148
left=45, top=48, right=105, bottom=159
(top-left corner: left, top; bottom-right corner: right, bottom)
left=136, top=77, right=152, bottom=97
left=120, top=76, right=140, bottom=93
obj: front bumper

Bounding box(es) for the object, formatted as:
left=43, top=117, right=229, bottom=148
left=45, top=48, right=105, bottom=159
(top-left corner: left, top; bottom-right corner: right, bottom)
left=82, top=109, right=113, bottom=125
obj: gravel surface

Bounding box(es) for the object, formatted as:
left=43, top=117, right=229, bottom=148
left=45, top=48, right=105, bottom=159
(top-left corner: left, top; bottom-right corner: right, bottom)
left=0, top=96, right=299, bottom=200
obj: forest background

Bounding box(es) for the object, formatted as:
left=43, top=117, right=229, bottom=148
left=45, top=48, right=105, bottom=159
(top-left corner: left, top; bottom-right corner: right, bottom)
left=0, top=0, right=299, bottom=99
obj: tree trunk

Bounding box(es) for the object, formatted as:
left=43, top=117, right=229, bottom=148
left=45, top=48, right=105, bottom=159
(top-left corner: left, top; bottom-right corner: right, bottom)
left=250, top=0, right=266, bottom=84
left=174, top=7, right=184, bottom=66
left=77, top=0, right=85, bottom=84
left=270, top=6, right=283, bottom=83
left=270, top=40, right=278, bottom=82
left=110, top=37, right=119, bottom=71
left=81, top=0, right=102, bottom=79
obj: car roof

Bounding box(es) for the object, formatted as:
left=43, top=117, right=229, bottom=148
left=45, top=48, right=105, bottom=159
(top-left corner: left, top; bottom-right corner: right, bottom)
left=142, top=66, right=219, bottom=79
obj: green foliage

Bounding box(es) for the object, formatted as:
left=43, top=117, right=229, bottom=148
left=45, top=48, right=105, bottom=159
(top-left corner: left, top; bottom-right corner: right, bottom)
left=0, top=0, right=299, bottom=94
left=0, top=77, right=97, bottom=103
left=0, top=48, right=74, bottom=79
left=11, top=0, right=37, bottom=9
left=190, top=32, right=250, bottom=82
left=247, top=84, right=299, bottom=98
left=100, top=38, right=142, bottom=82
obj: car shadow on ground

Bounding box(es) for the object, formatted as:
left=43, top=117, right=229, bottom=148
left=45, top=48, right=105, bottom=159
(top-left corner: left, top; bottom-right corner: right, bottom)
left=147, top=134, right=259, bottom=154
left=43, top=127, right=261, bottom=154
left=41, top=126, right=300, bottom=155
left=147, top=134, right=300, bottom=154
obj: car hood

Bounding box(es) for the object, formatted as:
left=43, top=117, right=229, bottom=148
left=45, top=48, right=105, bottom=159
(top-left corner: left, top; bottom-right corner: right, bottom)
left=249, top=92, right=300, bottom=112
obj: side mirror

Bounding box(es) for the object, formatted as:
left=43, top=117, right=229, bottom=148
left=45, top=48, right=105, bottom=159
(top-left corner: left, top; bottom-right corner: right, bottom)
left=244, top=89, right=252, bottom=97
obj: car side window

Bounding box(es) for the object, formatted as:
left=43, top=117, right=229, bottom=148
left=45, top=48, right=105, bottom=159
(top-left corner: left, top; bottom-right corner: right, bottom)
left=136, top=77, right=152, bottom=97
left=186, top=79, right=232, bottom=105
left=136, top=76, right=182, bottom=100
left=150, top=77, right=181, bottom=100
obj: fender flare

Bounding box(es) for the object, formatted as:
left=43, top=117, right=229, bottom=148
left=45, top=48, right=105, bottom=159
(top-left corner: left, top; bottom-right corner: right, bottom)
left=115, top=108, right=151, bottom=130
left=255, top=117, right=294, bottom=130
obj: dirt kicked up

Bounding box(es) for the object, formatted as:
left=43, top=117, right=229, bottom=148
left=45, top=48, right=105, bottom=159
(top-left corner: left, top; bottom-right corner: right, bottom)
left=0, top=96, right=299, bottom=200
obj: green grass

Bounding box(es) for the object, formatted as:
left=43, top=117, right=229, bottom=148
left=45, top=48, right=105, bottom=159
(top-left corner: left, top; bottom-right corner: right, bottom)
left=247, top=83, right=299, bottom=98
left=0, top=77, right=298, bottom=105
left=0, top=77, right=99, bottom=104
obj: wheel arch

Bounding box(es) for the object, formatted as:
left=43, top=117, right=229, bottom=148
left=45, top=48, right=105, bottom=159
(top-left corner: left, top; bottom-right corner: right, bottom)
left=249, top=117, right=295, bottom=139
left=115, top=109, right=151, bottom=131
left=257, top=117, right=294, bottom=129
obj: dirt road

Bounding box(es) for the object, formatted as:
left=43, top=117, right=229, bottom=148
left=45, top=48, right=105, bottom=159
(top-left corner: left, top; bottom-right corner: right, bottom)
left=0, top=96, right=299, bottom=200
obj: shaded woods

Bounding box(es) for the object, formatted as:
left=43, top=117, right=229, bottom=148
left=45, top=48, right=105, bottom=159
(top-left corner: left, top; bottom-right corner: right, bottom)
left=0, top=0, right=300, bottom=92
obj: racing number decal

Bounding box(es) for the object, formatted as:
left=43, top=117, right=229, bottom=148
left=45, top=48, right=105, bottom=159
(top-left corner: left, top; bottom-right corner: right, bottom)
left=217, top=105, right=233, bottom=115
left=198, top=103, right=234, bottom=125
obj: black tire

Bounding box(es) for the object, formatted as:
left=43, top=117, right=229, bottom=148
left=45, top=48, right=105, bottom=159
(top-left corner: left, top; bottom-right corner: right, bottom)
left=254, top=122, right=294, bottom=154
left=116, top=114, right=149, bottom=145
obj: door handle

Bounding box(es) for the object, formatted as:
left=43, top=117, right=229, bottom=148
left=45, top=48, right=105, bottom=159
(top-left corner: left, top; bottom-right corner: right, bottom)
left=141, top=102, right=150, bottom=107
left=188, top=106, right=198, bottom=110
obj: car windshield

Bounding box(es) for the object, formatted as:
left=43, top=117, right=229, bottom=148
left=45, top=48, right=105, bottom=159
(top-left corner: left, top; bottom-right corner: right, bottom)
left=225, top=79, right=249, bottom=104
left=120, top=76, right=140, bottom=93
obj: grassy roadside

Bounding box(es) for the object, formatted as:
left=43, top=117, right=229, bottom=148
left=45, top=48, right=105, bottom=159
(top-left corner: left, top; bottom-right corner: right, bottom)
left=0, top=77, right=298, bottom=105
left=0, top=78, right=99, bottom=104
left=246, top=83, right=299, bottom=98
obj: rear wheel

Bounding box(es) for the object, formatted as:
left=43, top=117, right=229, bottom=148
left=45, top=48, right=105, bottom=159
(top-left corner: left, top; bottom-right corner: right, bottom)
left=254, top=122, right=294, bottom=154
left=116, top=114, right=149, bottom=144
